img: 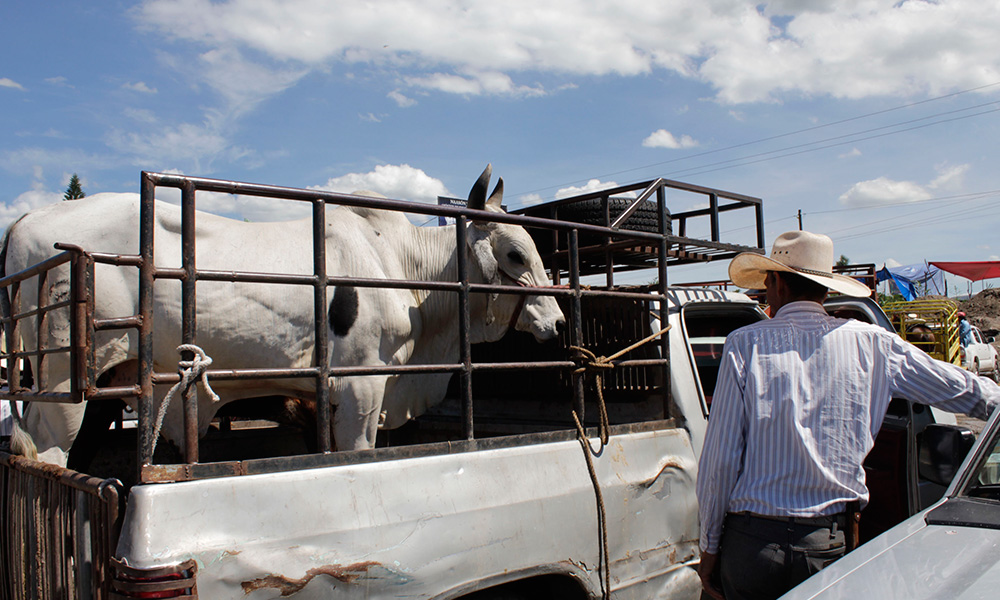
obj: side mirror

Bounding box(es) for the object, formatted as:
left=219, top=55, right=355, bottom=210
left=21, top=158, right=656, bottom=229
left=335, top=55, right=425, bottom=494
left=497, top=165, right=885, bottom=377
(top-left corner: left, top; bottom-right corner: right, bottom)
left=918, top=424, right=976, bottom=486
left=988, top=337, right=996, bottom=343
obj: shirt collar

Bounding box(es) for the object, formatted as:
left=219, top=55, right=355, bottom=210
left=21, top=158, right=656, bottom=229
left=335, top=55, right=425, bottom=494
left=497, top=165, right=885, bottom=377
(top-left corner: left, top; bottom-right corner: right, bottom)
left=773, top=300, right=827, bottom=319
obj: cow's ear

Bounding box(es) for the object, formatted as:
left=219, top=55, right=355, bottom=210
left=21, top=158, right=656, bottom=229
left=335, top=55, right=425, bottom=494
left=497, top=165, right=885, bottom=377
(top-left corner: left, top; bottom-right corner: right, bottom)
left=469, top=230, right=500, bottom=284
left=467, top=164, right=492, bottom=211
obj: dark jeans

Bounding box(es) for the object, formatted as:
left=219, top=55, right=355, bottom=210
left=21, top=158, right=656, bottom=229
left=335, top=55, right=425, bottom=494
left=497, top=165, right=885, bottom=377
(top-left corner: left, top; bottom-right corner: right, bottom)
left=718, top=513, right=846, bottom=600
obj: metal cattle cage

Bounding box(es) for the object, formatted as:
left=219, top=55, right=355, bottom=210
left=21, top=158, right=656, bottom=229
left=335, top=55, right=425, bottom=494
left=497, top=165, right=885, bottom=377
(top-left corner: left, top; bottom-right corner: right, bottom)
left=0, top=172, right=763, bottom=488
left=0, top=452, right=124, bottom=600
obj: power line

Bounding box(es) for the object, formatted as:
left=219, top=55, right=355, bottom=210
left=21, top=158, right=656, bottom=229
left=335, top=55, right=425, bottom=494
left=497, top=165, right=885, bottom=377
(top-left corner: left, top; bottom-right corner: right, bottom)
left=662, top=105, right=1000, bottom=180
left=508, top=80, right=1000, bottom=205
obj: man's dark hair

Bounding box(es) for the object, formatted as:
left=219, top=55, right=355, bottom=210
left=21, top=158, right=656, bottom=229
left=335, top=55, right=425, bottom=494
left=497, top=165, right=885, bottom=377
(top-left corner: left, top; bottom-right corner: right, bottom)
left=774, top=271, right=828, bottom=302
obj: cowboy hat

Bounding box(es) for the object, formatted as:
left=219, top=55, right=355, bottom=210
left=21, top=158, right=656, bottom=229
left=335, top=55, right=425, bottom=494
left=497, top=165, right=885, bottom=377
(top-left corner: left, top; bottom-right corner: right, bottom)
left=729, top=230, right=872, bottom=297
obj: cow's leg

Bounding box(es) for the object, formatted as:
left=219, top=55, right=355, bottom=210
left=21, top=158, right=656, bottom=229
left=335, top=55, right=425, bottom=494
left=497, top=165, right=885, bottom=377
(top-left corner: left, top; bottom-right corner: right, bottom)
left=332, top=376, right=385, bottom=451
left=67, top=362, right=136, bottom=473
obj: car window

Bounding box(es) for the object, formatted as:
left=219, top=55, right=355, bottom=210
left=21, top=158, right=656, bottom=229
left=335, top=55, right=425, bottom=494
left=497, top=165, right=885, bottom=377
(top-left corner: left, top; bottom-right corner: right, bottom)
left=965, top=427, right=1000, bottom=500
left=683, top=305, right=766, bottom=411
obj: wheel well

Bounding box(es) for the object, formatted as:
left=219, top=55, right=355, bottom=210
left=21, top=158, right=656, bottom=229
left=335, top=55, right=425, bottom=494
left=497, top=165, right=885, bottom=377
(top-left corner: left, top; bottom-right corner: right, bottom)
left=457, top=574, right=590, bottom=600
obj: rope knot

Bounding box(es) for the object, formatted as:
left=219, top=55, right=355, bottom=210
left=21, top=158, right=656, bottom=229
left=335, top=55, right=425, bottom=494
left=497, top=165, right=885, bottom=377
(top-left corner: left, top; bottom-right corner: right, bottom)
left=150, top=344, right=220, bottom=456
left=570, top=345, right=615, bottom=375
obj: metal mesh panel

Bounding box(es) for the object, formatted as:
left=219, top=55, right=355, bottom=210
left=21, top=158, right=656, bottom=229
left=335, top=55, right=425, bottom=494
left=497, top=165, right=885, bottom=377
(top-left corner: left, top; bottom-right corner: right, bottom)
left=0, top=451, right=123, bottom=600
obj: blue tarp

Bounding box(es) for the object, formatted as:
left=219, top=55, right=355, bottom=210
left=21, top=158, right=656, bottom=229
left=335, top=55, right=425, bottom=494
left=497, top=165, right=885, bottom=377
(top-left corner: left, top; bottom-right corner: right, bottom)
left=876, top=263, right=946, bottom=301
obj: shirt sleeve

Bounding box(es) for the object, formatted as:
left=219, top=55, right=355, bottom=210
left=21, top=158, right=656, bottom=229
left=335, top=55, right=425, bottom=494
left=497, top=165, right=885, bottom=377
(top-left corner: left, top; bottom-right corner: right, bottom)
left=888, top=334, right=1000, bottom=420
left=697, top=336, right=748, bottom=554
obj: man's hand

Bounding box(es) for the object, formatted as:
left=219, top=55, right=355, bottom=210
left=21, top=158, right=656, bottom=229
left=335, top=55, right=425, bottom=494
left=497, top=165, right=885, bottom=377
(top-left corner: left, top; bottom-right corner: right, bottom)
left=699, top=551, right=725, bottom=600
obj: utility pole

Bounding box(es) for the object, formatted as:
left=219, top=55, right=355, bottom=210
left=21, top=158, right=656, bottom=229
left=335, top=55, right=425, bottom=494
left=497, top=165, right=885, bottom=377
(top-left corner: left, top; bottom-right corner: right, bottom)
left=797, top=209, right=803, bottom=230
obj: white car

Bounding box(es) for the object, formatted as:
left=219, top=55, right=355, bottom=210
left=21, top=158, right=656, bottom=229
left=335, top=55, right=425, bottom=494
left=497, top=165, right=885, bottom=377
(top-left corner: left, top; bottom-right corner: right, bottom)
left=781, top=403, right=996, bottom=600
left=962, top=325, right=1000, bottom=381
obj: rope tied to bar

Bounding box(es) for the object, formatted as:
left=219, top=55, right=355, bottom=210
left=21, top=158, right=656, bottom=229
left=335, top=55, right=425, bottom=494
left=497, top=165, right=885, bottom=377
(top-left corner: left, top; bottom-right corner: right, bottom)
left=150, top=344, right=220, bottom=457
left=569, top=319, right=672, bottom=600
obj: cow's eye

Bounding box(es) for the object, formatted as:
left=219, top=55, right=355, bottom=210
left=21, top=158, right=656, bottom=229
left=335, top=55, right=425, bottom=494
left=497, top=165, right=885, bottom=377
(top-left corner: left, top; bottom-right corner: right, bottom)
left=507, top=250, right=525, bottom=265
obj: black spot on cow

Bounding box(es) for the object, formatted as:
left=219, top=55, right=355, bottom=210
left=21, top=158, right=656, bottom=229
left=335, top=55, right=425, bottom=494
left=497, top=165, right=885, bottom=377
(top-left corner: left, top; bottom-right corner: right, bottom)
left=329, top=286, right=358, bottom=337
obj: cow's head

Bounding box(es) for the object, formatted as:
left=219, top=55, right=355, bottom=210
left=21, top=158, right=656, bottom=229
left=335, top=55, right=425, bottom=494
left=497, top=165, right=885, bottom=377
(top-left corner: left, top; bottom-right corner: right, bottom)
left=466, top=165, right=565, bottom=343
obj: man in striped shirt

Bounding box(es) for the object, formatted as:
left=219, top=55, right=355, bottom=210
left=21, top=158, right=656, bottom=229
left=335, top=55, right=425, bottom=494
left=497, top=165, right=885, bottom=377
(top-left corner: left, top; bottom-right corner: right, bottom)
left=696, top=231, right=1000, bottom=600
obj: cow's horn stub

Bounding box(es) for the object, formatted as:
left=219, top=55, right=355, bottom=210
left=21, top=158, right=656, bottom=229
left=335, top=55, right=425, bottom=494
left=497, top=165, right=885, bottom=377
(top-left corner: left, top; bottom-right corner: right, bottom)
left=467, top=164, right=492, bottom=210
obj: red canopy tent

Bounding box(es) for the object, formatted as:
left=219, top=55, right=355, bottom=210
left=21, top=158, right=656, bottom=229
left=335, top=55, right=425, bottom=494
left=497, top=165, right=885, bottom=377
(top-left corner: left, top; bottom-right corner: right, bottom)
left=929, top=261, right=1000, bottom=282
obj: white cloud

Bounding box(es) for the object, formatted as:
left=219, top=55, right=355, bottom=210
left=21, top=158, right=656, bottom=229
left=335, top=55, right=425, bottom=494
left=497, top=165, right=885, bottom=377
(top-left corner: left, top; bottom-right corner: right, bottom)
left=0, top=188, right=61, bottom=229
left=838, top=147, right=862, bottom=159
left=642, top=129, right=699, bottom=149
left=839, top=176, right=932, bottom=206
left=123, top=81, right=158, bottom=94
left=405, top=70, right=545, bottom=97
left=136, top=0, right=1000, bottom=105
left=555, top=179, right=636, bottom=199
left=839, top=163, right=972, bottom=206
left=311, top=164, right=450, bottom=204
left=359, top=112, right=383, bottom=123
left=106, top=122, right=231, bottom=170
left=885, top=258, right=902, bottom=268
left=388, top=89, right=416, bottom=107
left=0, top=78, right=25, bottom=91
left=928, top=163, right=969, bottom=190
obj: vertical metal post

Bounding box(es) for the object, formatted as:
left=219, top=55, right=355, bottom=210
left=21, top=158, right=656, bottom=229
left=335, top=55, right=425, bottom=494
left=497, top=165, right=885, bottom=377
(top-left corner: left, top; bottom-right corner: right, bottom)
left=180, top=182, right=199, bottom=464
left=138, top=173, right=157, bottom=472
left=456, top=216, right=474, bottom=440
left=36, top=271, right=47, bottom=390
left=654, top=184, right=672, bottom=416
left=657, top=186, right=668, bottom=287
left=603, top=196, right=614, bottom=287
left=313, top=199, right=332, bottom=453
left=569, top=229, right=585, bottom=421
left=709, top=192, right=720, bottom=242
left=758, top=204, right=767, bottom=249
left=70, top=252, right=95, bottom=400
left=8, top=279, right=21, bottom=393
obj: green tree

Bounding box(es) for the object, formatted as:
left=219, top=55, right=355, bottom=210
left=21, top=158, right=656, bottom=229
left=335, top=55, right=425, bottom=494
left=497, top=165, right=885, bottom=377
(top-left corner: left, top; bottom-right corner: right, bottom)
left=63, top=174, right=85, bottom=201
left=836, top=254, right=850, bottom=267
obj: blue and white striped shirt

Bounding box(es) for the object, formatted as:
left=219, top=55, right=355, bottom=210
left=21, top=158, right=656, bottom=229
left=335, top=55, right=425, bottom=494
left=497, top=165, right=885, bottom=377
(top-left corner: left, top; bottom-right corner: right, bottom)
left=697, top=301, right=1000, bottom=553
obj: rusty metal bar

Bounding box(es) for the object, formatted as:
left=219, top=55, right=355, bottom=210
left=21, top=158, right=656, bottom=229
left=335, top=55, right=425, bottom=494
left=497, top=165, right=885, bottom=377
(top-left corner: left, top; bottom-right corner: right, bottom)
left=86, top=385, right=140, bottom=401
left=87, top=251, right=142, bottom=267
left=569, top=229, right=585, bottom=421
left=0, top=391, right=73, bottom=403
left=70, top=252, right=89, bottom=400
left=138, top=173, right=156, bottom=471
left=610, top=178, right=663, bottom=229
left=5, top=277, right=21, bottom=396
left=0, top=250, right=74, bottom=287
left=36, top=265, right=47, bottom=392
left=93, top=315, right=143, bottom=331
left=313, top=198, right=332, bottom=453
left=4, top=299, right=73, bottom=323
left=456, top=216, right=474, bottom=441
left=1, top=451, right=124, bottom=600
left=181, top=181, right=199, bottom=463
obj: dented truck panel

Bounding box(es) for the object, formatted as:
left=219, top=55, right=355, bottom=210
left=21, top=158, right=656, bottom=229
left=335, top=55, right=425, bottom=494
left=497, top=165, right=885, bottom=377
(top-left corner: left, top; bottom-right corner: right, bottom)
left=115, top=428, right=700, bottom=599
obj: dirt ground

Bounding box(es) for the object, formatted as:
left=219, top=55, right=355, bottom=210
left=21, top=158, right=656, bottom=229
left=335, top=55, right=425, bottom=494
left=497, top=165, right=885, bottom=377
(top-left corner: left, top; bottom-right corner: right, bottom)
left=957, top=288, right=1000, bottom=335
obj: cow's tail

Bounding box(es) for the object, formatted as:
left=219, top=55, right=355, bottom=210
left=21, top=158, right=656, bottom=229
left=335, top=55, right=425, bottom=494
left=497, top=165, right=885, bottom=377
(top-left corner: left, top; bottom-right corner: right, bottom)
left=0, top=217, right=37, bottom=460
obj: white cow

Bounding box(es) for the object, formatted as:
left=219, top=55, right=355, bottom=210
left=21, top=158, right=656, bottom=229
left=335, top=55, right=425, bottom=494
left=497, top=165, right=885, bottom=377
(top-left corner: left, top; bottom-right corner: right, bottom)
left=3, top=166, right=565, bottom=466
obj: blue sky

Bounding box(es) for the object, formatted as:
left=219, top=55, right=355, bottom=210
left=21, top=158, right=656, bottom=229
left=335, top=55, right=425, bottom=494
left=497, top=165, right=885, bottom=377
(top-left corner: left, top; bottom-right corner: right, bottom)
left=3, top=0, right=1000, bottom=291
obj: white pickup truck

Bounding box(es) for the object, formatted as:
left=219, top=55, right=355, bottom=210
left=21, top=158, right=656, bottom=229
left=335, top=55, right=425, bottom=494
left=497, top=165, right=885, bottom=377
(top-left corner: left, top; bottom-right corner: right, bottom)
left=962, top=324, right=1000, bottom=381
left=0, top=173, right=969, bottom=600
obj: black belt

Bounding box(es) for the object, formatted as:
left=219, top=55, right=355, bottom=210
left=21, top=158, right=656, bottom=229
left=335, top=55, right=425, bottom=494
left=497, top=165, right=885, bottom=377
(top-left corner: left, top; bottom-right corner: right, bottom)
left=729, top=511, right=847, bottom=528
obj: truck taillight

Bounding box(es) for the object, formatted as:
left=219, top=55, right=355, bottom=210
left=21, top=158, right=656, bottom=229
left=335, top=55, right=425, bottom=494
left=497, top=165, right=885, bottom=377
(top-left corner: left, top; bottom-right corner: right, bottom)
left=111, top=557, right=197, bottom=599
